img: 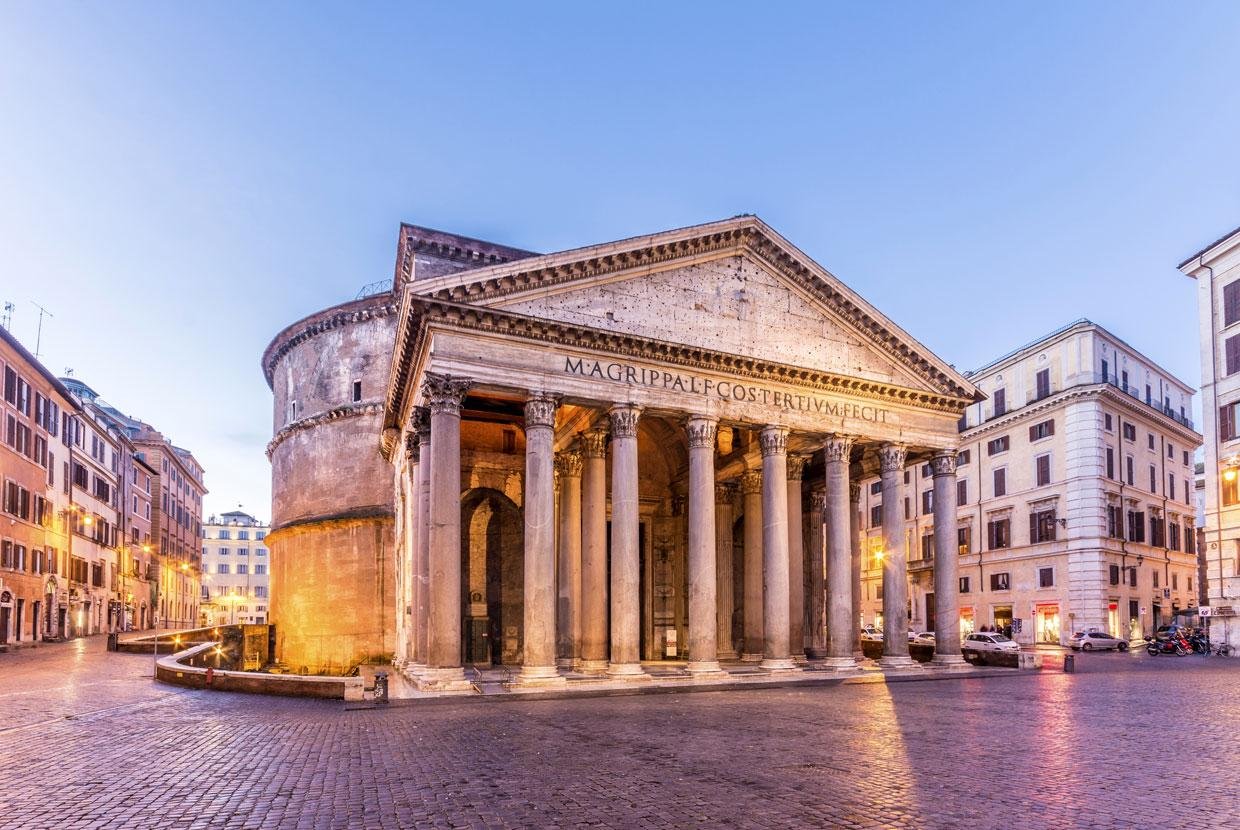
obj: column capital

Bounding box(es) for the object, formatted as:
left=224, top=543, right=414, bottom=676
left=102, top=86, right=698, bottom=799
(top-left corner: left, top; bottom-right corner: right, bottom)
left=786, top=454, right=809, bottom=481
left=930, top=449, right=958, bottom=477
left=608, top=404, right=642, bottom=439
left=810, top=489, right=827, bottom=513
left=555, top=450, right=583, bottom=478
left=524, top=394, right=559, bottom=429
left=685, top=415, right=718, bottom=449
left=413, top=406, right=431, bottom=445
left=404, top=431, right=420, bottom=462
left=714, top=481, right=736, bottom=504
left=581, top=427, right=608, bottom=458
left=740, top=469, right=763, bottom=495
left=849, top=480, right=862, bottom=503
left=422, top=373, right=472, bottom=415
left=822, top=434, right=854, bottom=463
left=878, top=443, right=907, bottom=473
left=758, top=425, right=789, bottom=457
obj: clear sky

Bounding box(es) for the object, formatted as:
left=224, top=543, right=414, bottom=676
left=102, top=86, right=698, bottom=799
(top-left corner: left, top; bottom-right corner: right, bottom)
left=2, top=3, right=1238, bottom=519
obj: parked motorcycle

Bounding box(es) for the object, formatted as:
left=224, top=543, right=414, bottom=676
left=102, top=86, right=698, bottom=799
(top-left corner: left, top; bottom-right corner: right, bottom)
left=1144, top=635, right=1188, bottom=656
left=1188, top=631, right=1211, bottom=655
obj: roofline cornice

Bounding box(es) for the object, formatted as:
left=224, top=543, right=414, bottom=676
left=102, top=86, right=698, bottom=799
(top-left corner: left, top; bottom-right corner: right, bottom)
left=1177, top=224, right=1240, bottom=272
left=382, top=296, right=978, bottom=444
left=261, top=295, right=400, bottom=388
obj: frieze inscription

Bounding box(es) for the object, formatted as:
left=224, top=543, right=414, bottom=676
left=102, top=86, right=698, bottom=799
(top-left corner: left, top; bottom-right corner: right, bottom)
left=564, top=357, right=889, bottom=423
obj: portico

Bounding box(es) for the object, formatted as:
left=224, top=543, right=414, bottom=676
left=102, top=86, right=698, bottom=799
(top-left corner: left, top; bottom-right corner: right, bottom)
left=381, top=216, right=981, bottom=690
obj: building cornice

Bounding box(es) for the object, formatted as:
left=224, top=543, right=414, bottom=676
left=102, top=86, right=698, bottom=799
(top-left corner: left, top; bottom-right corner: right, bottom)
left=381, top=296, right=978, bottom=449
left=266, top=506, right=394, bottom=541
left=404, top=216, right=980, bottom=406
left=267, top=402, right=385, bottom=459
left=261, top=296, right=400, bottom=388
left=393, top=223, right=537, bottom=288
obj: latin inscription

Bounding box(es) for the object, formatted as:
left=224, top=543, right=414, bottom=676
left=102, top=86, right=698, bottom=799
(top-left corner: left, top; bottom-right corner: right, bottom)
left=564, top=357, right=889, bottom=423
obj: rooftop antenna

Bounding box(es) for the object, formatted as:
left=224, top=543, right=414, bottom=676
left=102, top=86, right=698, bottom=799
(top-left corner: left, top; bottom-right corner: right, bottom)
left=1, top=302, right=12, bottom=330
left=31, top=302, right=53, bottom=359
left=64, top=367, right=74, bottom=377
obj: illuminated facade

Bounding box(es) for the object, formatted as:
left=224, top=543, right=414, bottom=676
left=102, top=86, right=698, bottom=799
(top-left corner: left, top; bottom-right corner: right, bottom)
left=200, top=511, right=271, bottom=626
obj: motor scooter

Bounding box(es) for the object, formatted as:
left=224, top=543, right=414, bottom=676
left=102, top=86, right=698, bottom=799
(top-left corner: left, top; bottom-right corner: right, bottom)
left=1144, top=635, right=1187, bottom=656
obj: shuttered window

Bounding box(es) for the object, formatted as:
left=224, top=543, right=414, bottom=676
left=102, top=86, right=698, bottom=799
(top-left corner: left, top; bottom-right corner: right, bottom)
left=1225, top=279, right=1240, bottom=327
left=1035, top=369, right=1050, bottom=400
left=1029, top=420, right=1055, bottom=441
left=1221, top=403, right=1237, bottom=442
left=1035, top=454, right=1051, bottom=486
left=1227, top=334, right=1240, bottom=376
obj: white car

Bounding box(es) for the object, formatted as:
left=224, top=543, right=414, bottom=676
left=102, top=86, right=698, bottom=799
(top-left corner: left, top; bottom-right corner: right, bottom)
left=912, top=632, right=936, bottom=646
left=860, top=625, right=883, bottom=642
left=962, top=632, right=1020, bottom=655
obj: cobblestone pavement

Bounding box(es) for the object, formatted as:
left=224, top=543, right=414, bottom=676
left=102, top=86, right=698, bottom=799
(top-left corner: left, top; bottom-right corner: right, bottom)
left=1, top=637, right=1237, bottom=829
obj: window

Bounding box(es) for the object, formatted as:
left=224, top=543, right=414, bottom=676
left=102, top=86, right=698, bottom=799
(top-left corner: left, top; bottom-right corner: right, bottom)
left=238, top=531, right=249, bottom=541
left=1167, top=443, right=1175, bottom=460
left=1106, top=504, right=1122, bottom=538
left=1106, top=447, right=1115, bottom=480
left=1126, top=456, right=1134, bottom=486
left=1149, top=465, right=1157, bottom=493
left=870, top=505, right=882, bottom=528
left=217, top=563, right=229, bottom=574
left=987, top=518, right=1011, bottom=550
left=956, top=479, right=968, bottom=506
left=1128, top=567, right=1137, bottom=587
left=1109, top=564, right=1121, bottom=585
left=1122, top=423, right=1136, bottom=441
left=1035, top=369, right=1050, bottom=400
left=1035, top=454, right=1051, bottom=487
left=987, top=436, right=1009, bottom=456
left=869, top=481, right=882, bottom=496
left=1150, top=516, right=1165, bottom=548
left=956, top=449, right=971, bottom=466
left=921, top=533, right=934, bottom=560
left=218, top=547, right=229, bottom=556
left=921, top=464, right=932, bottom=479
left=957, top=526, right=971, bottom=555
left=1169, top=522, right=1181, bottom=551
left=993, top=468, right=1006, bottom=498
left=1153, top=570, right=1159, bottom=588
left=1029, top=420, right=1055, bottom=441
left=254, top=564, right=266, bottom=575
left=218, top=530, right=231, bottom=540
left=990, top=572, right=1011, bottom=591
left=236, top=563, right=248, bottom=575
left=1104, top=412, right=1113, bottom=432
left=254, top=586, right=268, bottom=598
left=1169, top=475, right=1176, bottom=501
left=1226, top=279, right=1240, bottom=326
left=1127, top=511, right=1145, bottom=543
left=256, top=531, right=266, bottom=541
left=1030, top=509, right=1057, bottom=544
left=959, top=576, right=970, bottom=593
left=1102, top=359, right=1109, bottom=382
left=256, top=548, right=266, bottom=556
left=1147, top=434, right=1155, bottom=450
left=237, top=548, right=248, bottom=557
left=1186, top=523, right=1196, bottom=554
left=352, top=380, right=362, bottom=403
left=1226, top=334, right=1240, bottom=375
left=993, top=388, right=1006, bottom=417
left=1038, top=567, right=1054, bottom=588
left=921, top=490, right=933, bottom=515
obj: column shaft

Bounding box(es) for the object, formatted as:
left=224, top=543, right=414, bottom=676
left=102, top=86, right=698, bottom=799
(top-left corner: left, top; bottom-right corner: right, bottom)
left=760, top=426, right=796, bottom=671
left=808, top=490, right=827, bottom=658
left=850, top=481, right=864, bottom=658
left=786, top=455, right=807, bottom=660
left=405, top=429, right=422, bottom=670
left=741, top=470, right=763, bottom=661
left=517, top=395, right=563, bottom=685
left=714, top=483, right=737, bottom=660
left=931, top=451, right=965, bottom=665
left=686, top=416, right=722, bottom=674
left=579, top=428, right=609, bottom=673
left=415, top=419, right=431, bottom=672
left=607, top=405, right=646, bottom=678
left=824, top=436, right=858, bottom=668
left=879, top=443, right=913, bottom=666
left=556, top=451, right=583, bottom=668
left=423, top=376, right=471, bottom=688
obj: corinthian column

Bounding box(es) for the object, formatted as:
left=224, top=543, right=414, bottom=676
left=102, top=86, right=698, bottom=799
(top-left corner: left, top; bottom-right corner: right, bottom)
left=878, top=443, right=915, bottom=668
left=555, top=449, right=583, bottom=669
left=786, top=455, right=807, bottom=661
left=930, top=450, right=966, bottom=668
left=404, top=427, right=422, bottom=673
left=715, top=482, right=737, bottom=660
left=414, top=408, right=431, bottom=675
left=685, top=416, right=724, bottom=675
left=579, top=427, right=609, bottom=674
left=807, top=489, right=827, bottom=659
left=850, top=479, right=864, bottom=659
left=515, top=394, right=565, bottom=688
left=759, top=426, right=797, bottom=672
left=421, top=375, right=472, bottom=690
left=740, top=469, right=763, bottom=661
left=607, top=404, right=647, bottom=679
left=824, top=435, right=858, bottom=670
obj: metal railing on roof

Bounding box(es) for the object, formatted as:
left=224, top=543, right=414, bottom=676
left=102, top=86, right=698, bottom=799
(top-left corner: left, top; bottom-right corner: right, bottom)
left=355, top=279, right=393, bottom=300
left=965, top=372, right=1194, bottom=432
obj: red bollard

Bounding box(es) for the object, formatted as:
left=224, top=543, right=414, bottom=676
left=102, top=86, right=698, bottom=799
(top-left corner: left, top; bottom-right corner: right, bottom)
left=205, top=667, right=214, bottom=687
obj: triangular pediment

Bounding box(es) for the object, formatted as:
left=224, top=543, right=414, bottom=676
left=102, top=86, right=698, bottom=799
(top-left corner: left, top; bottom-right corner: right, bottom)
left=410, top=217, right=979, bottom=402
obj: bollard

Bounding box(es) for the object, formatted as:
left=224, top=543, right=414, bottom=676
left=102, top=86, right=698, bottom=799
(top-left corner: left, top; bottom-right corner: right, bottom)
left=1063, top=654, right=1075, bottom=673
left=374, top=671, right=389, bottom=704
left=107, top=633, right=118, bottom=652
left=205, top=667, right=214, bottom=687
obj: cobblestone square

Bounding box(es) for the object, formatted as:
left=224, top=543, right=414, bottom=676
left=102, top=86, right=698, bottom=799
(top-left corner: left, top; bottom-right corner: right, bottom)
left=0, top=639, right=1236, bottom=829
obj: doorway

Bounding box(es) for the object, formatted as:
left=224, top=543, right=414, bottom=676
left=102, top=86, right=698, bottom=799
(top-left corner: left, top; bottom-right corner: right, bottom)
left=1036, top=606, right=1060, bottom=644
left=461, top=488, right=523, bottom=666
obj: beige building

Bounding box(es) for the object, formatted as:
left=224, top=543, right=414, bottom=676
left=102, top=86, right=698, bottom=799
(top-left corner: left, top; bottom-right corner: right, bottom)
left=200, top=511, right=271, bottom=625
left=858, top=320, right=1201, bottom=644
left=1181, top=225, right=1240, bottom=652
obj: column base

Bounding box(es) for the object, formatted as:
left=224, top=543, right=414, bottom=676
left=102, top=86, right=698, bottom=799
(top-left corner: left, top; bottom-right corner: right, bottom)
left=401, top=661, right=426, bottom=680
left=791, top=651, right=807, bottom=663
left=577, top=658, right=609, bottom=675
left=759, top=657, right=800, bottom=673
left=876, top=655, right=921, bottom=671
left=717, top=648, right=739, bottom=661
left=686, top=660, right=726, bottom=676
left=556, top=657, right=575, bottom=670
left=416, top=667, right=474, bottom=692
left=805, top=646, right=828, bottom=660
left=606, top=662, right=651, bottom=681
left=929, top=654, right=970, bottom=670
left=740, top=652, right=763, bottom=663
left=819, top=656, right=860, bottom=671
left=511, top=666, right=568, bottom=689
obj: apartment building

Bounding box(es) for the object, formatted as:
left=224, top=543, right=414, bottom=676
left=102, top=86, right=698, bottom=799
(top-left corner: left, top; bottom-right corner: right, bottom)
left=1181, top=225, right=1240, bottom=651
left=200, top=511, right=271, bottom=626
left=858, top=320, right=1201, bottom=645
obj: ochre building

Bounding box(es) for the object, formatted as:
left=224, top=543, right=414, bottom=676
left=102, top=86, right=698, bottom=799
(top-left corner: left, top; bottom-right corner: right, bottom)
left=266, top=216, right=984, bottom=681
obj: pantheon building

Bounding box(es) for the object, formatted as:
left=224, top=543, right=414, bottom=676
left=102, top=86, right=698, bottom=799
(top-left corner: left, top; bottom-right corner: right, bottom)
left=263, top=216, right=982, bottom=688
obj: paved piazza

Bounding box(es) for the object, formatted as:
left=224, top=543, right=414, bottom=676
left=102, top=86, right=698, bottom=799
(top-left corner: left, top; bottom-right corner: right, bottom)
left=1, top=639, right=1236, bottom=829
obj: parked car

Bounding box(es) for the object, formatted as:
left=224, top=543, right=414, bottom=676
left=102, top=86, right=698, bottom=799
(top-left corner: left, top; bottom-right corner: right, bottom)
left=860, top=625, right=883, bottom=642
left=912, top=632, right=936, bottom=646
left=962, top=632, right=1020, bottom=656
left=1069, top=631, right=1129, bottom=652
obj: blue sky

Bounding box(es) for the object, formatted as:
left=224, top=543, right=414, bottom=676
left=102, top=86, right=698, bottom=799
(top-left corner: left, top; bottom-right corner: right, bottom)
left=2, top=3, right=1238, bottom=518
